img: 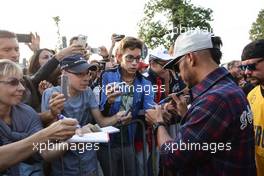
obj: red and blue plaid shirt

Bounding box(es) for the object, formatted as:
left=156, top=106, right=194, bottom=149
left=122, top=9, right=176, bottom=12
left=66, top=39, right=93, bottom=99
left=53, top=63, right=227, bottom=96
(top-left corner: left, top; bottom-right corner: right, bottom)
left=160, top=67, right=256, bottom=175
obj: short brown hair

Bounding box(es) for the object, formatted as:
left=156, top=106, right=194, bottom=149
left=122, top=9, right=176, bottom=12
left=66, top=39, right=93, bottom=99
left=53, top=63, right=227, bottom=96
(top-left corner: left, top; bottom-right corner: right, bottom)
left=0, top=30, right=16, bottom=39
left=117, top=37, right=143, bottom=55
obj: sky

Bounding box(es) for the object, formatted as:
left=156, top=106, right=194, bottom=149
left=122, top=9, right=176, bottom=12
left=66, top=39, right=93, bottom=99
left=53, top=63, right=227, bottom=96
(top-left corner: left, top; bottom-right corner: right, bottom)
left=0, top=0, right=263, bottom=64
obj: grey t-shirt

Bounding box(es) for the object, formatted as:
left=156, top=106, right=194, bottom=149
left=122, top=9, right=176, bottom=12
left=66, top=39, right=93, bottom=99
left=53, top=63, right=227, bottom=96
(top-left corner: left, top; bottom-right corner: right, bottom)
left=41, top=86, right=99, bottom=176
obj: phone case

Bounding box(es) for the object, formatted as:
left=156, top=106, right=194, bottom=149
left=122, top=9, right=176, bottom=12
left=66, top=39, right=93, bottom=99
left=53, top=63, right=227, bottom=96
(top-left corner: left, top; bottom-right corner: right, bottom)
left=61, top=75, right=69, bottom=100
left=77, top=35, right=87, bottom=47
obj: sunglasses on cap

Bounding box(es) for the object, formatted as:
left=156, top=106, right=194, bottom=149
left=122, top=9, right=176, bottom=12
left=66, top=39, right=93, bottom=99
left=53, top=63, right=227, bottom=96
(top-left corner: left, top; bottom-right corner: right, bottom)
left=0, top=77, right=25, bottom=87
left=240, top=58, right=264, bottom=71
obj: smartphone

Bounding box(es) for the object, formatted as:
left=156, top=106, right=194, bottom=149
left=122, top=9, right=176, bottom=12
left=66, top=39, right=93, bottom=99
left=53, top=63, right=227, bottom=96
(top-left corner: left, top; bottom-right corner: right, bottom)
left=124, top=107, right=132, bottom=116
left=22, top=58, right=27, bottom=67
left=16, top=34, right=32, bottom=43
left=61, top=75, right=69, bottom=100
left=62, top=36, right=67, bottom=48
left=77, top=35, right=87, bottom=47
left=90, top=47, right=101, bottom=54
left=113, top=34, right=125, bottom=42
left=158, top=91, right=185, bottom=105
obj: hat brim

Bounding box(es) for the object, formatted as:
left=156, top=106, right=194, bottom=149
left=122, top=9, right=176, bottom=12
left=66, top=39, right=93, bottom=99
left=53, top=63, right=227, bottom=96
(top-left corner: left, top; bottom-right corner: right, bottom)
left=163, top=56, right=182, bottom=69
left=68, top=63, right=97, bottom=73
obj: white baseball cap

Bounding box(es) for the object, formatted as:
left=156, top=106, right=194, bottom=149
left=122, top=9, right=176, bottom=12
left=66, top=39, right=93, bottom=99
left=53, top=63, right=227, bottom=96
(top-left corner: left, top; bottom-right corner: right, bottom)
left=164, top=29, right=214, bottom=69
left=148, top=48, right=172, bottom=62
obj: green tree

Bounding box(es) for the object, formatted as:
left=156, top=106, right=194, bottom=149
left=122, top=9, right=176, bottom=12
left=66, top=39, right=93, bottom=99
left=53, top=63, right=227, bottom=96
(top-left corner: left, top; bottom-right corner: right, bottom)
left=249, top=9, right=264, bottom=41
left=52, top=16, right=62, bottom=50
left=138, top=0, right=213, bottom=49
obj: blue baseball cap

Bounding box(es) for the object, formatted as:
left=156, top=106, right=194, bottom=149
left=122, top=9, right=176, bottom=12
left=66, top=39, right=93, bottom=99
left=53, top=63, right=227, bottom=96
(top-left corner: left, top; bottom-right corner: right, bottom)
left=60, top=54, right=97, bottom=73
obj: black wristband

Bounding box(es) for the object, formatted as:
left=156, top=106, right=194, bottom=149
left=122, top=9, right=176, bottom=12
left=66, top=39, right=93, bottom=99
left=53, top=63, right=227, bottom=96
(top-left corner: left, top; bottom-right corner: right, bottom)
left=152, top=122, right=167, bottom=136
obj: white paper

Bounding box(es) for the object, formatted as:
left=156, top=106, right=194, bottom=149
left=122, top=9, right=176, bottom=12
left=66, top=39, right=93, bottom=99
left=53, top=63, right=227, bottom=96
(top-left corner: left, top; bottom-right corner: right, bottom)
left=100, top=126, right=120, bottom=134
left=68, top=132, right=109, bottom=143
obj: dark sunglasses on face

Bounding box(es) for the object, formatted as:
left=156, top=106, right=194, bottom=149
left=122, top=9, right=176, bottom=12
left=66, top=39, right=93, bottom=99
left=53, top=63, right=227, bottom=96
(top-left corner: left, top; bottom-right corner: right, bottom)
left=0, top=77, right=25, bottom=86
left=240, top=58, right=264, bottom=71
left=154, top=60, right=167, bottom=67
left=173, top=55, right=186, bottom=73
left=66, top=70, right=91, bottom=77
left=124, top=55, right=141, bottom=63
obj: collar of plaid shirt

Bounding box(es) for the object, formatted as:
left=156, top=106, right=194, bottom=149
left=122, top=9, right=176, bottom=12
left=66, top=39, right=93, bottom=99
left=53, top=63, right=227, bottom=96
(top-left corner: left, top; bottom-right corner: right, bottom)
left=190, top=67, right=230, bottom=101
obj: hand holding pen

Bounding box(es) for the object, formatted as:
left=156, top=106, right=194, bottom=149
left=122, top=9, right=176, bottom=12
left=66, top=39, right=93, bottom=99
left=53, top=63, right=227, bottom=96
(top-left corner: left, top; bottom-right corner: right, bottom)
left=57, top=114, right=81, bottom=129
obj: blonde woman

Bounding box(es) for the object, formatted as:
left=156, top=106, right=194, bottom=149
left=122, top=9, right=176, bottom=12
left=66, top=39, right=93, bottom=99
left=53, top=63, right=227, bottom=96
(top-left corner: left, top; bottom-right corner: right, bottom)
left=0, top=59, right=79, bottom=176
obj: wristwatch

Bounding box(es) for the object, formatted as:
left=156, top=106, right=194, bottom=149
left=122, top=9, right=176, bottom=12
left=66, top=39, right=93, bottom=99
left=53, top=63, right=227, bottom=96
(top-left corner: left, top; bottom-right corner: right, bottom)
left=152, top=122, right=167, bottom=135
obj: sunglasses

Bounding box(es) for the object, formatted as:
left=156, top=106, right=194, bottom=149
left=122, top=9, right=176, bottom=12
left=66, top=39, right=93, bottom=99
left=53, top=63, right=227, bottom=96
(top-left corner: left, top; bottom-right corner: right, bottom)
left=173, top=55, right=187, bottom=73
left=124, top=54, right=141, bottom=63
left=0, top=77, right=25, bottom=87
left=240, top=58, right=264, bottom=71
left=66, top=70, right=91, bottom=77
left=154, top=60, right=167, bottom=67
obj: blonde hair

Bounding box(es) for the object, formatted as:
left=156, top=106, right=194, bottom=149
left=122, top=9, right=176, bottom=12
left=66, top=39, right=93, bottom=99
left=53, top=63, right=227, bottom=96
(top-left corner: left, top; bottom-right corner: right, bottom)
left=0, top=59, right=23, bottom=78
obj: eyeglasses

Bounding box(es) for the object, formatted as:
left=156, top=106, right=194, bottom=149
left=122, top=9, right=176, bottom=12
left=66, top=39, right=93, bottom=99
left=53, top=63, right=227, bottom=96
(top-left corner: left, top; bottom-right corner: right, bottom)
left=173, top=55, right=186, bottom=73
left=66, top=70, right=91, bottom=77
left=124, top=54, right=141, bottom=63
left=240, top=58, right=264, bottom=71
left=0, top=77, right=25, bottom=87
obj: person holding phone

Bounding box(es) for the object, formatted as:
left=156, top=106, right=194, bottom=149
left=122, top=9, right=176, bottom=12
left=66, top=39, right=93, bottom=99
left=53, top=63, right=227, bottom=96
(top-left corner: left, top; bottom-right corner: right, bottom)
left=98, top=36, right=155, bottom=176
left=41, top=54, right=132, bottom=176
left=146, top=30, right=256, bottom=175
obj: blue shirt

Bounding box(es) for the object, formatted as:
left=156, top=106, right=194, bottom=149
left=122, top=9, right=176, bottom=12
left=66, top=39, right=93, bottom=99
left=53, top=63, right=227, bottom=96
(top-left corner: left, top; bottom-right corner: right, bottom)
left=100, top=66, right=155, bottom=143
left=41, top=86, right=98, bottom=176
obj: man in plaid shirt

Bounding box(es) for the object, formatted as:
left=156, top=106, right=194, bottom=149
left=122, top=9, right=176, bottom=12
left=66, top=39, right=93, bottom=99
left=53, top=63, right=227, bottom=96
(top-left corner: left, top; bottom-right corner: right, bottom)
left=146, top=30, right=256, bottom=175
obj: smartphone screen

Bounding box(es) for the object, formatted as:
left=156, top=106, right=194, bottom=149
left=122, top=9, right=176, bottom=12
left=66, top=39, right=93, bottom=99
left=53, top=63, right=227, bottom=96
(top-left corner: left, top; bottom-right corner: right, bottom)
left=77, top=35, right=87, bottom=47
left=16, top=34, right=32, bottom=43
left=61, top=75, right=69, bottom=100
left=91, top=48, right=101, bottom=54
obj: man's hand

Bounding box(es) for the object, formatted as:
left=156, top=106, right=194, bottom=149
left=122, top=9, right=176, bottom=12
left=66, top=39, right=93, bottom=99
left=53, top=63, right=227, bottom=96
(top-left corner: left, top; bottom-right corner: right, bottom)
left=99, top=46, right=109, bottom=59
left=38, top=80, right=53, bottom=95
left=169, top=93, right=188, bottom=117
left=106, top=84, right=122, bottom=104
left=115, top=111, right=132, bottom=125
left=44, top=118, right=78, bottom=141
left=145, top=105, right=164, bottom=125
left=54, top=44, right=85, bottom=61
left=49, top=92, right=65, bottom=117
left=75, top=124, right=101, bottom=136
left=162, top=109, right=173, bottom=123
left=26, top=32, right=40, bottom=52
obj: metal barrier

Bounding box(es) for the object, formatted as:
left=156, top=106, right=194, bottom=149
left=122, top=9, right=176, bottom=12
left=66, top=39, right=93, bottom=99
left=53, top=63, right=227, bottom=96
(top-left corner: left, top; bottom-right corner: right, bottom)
left=97, top=120, right=180, bottom=176
left=98, top=119, right=148, bottom=176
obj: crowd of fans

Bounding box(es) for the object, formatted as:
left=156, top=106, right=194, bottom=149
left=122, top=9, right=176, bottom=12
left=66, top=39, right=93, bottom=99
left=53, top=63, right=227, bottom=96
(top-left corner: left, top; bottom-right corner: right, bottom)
left=0, top=28, right=263, bottom=176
